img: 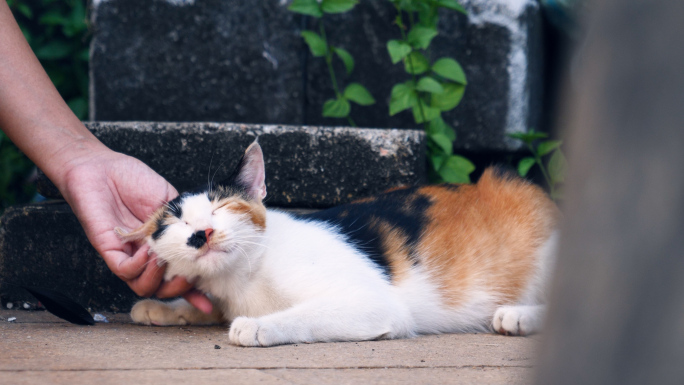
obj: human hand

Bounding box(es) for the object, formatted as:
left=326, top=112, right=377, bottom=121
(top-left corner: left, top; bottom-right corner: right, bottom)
left=57, top=146, right=212, bottom=313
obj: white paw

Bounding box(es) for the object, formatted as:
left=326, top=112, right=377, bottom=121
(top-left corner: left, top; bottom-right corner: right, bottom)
left=492, top=305, right=542, bottom=336
left=228, top=317, right=285, bottom=347
left=130, top=299, right=187, bottom=326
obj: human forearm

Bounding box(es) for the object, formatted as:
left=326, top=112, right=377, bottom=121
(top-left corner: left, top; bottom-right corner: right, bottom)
left=0, top=2, right=108, bottom=192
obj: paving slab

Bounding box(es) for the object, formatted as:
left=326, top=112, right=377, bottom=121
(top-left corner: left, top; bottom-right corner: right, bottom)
left=0, top=310, right=537, bottom=384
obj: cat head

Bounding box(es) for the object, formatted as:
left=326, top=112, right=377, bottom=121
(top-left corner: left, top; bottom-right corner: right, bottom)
left=115, top=140, right=268, bottom=280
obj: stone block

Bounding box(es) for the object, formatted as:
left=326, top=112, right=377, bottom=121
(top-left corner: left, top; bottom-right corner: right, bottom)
left=305, top=0, right=544, bottom=152
left=89, top=0, right=543, bottom=152
left=0, top=202, right=136, bottom=312
left=37, top=122, right=426, bottom=208
left=90, top=0, right=303, bottom=124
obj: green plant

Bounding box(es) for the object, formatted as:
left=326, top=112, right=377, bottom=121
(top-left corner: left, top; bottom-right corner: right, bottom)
left=508, top=130, right=567, bottom=201
left=387, top=0, right=473, bottom=183
left=288, top=0, right=376, bottom=126
left=2, top=0, right=90, bottom=212
left=7, top=0, right=90, bottom=119
left=289, top=0, right=474, bottom=184
left=0, top=132, right=36, bottom=213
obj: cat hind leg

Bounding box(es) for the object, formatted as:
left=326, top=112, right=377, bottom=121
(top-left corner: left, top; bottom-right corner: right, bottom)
left=492, top=304, right=545, bottom=336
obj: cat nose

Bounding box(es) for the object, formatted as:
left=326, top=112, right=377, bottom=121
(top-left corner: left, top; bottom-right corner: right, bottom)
left=205, top=228, right=213, bottom=240
left=187, top=230, right=208, bottom=249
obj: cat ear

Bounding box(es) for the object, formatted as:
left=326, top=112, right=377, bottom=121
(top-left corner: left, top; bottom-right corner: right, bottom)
left=234, top=140, right=267, bottom=201
left=114, top=221, right=154, bottom=243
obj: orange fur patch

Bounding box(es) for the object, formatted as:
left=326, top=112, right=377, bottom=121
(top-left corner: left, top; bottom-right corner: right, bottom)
left=371, top=220, right=414, bottom=284
left=414, top=169, right=559, bottom=306
left=115, top=207, right=167, bottom=242
left=216, top=197, right=267, bottom=229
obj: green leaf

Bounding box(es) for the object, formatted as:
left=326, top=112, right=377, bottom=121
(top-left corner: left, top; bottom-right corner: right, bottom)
left=67, top=98, right=88, bottom=120
left=407, top=26, right=438, bottom=50
left=416, top=76, right=444, bottom=94
left=428, top=116, right=456, bottom=141
left=39, top=12, right=69, bottom=26
left=430, top=82, right=465, bottom=111
left=389, top=82, right=418, bottom=115
left=436, top=0, right=468, bottom=14
left=537, top=140, right=563, bottom=156
left=430, top=133, right=453, bottom=155
left=343, top=83, right=375, bottom=106
left=322, top=98, right=351, bottom=118
left=430, top=153, right=448, bottom=171
left=321, top=0, right=359, bottom=13
left=417, top=2, right=438, bottom=28
left=288, top=0, right=323, bottom=17
left=548, top=149, right=567, bottom=184
left=507, top=131, right=548, bottom=145
left=432, top=58, right=467, bottom=84
left=34, top=41, right=72, bottom=60
left=412, top=100, right=440, bottom=123
left=78, top=48, right=90, bottom=62
left=300, top=31, right=327, bottom=57
left=404, top=51, right=429, bottom=75
left=517, top=157, right=536, bottom=177
left=16, top=3, right=33, bottom=19
left=439, top=155, right=475, bottom=184
left=387, top=40, right=412, bottom=64
left=332, top=47, right=354, bottom=74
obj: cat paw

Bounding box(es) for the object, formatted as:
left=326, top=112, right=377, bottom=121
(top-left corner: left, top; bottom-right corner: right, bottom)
left=228, top=317, right=284, bottom=347
left=130, top=299, right=188, bottom=326
left=492, top=305, right=543, bottom=336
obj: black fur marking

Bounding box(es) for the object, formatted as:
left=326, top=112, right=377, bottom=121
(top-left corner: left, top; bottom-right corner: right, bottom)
left=151, top=216, right=168, bottom=241
left=300, top=187, right=432, bottom=280
left=187, top=230, right=207, bottom=249
left=167, top=198, right=183, bottom=218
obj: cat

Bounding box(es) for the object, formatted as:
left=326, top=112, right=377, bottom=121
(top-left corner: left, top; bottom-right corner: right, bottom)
left=116, top=140, right=559, bottom=347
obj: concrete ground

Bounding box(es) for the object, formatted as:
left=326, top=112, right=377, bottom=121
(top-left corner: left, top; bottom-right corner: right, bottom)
left=0, top=310, right=538, bottom=384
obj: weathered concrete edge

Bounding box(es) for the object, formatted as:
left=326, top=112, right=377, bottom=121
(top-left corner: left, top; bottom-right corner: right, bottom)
left=37, top=122, right=426, bottom=202
left=88, top=121, right=425, bottom=158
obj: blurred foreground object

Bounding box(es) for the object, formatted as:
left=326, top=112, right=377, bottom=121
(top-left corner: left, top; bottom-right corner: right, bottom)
left=535, top=0, right=684, bottom=384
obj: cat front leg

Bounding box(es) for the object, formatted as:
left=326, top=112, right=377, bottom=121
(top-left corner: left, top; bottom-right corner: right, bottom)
left=492, top=304, right=545, bottom=336
left=131, top=298, right=224, bottom=326
left=228, top=297, right=412, bottom=347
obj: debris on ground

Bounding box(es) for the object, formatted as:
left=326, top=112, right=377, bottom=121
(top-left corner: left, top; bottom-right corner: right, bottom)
left=93, top=314, right=108, bottom=323
left=23, top=303, right=31, bottom=309
left=7, top=317, right=16, bottom=322
left=214, top=345, right=221, bottom=349
left=6, top=302, right=13, bottom=310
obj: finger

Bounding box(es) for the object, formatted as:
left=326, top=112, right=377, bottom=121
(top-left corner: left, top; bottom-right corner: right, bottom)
left=167, top=184, right=179, bottom=201
left=127, top=254, right=166, bottom=297
left=182, top=290, right=213, bottom=315
left=100, top=245, right=149, bottom=281
left=155, top=276, right=194, bottom=299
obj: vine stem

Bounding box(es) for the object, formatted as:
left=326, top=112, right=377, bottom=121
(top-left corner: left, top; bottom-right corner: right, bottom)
left=319, top=21, right=341, bottom=97
left=319, top=20, right=356, bottom=127
left=398, top=7, right=429, bottom=131
left=527, top=143, right=556, bottom=197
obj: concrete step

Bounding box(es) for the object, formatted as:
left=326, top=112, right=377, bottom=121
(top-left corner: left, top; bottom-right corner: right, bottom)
left=37, top=122, right=426, bottom=208
left=0, top=202, right=134, bottom=312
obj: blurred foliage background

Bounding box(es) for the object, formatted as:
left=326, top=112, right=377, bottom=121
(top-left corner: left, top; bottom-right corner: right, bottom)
left=1, top=0, right=90, bottom=213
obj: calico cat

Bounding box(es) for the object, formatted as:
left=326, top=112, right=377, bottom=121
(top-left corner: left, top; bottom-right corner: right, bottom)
left=117, top=140, right=559, bottom=347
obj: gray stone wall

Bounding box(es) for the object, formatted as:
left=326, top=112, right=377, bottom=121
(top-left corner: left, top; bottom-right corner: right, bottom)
left=90, top=0, right=543, bottom=152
